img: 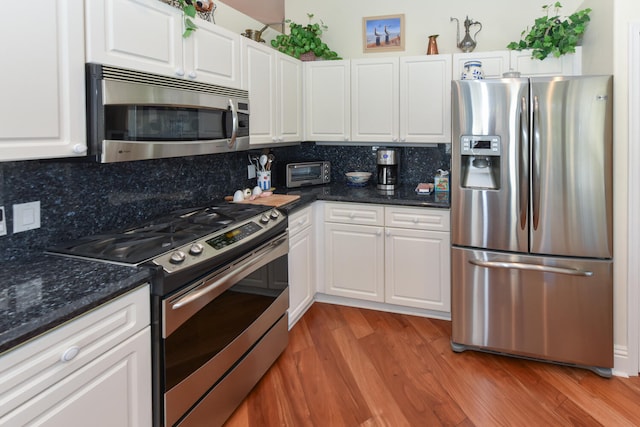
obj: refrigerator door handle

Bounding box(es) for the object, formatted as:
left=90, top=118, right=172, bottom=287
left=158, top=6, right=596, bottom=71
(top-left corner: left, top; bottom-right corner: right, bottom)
left=519, top=95, right=529, bottom=230
left=531, top=94, right=541, bottom=231
left=469, top=259, right=594, bottom=277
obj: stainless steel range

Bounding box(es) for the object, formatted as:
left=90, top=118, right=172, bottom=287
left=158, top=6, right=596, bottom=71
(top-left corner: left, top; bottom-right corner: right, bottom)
left=49, top=202, right=289, bottom=426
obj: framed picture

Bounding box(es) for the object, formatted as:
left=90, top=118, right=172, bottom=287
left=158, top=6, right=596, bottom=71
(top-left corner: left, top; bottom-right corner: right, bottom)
left=363, top=14, right=405, bottom=53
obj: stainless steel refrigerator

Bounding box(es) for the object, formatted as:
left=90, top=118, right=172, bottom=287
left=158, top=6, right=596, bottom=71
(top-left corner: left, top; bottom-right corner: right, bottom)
left=450, top=75, right=613, bottom=376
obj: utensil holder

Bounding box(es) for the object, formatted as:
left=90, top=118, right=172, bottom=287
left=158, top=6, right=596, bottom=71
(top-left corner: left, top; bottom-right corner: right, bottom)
left=258, top=171, right=271, bottom=190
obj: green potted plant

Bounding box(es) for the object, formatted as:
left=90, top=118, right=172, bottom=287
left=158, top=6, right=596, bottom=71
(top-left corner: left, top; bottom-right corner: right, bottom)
left=507, top=2, right=592, bottom=60
left=271, top=13, right=341, bottom=60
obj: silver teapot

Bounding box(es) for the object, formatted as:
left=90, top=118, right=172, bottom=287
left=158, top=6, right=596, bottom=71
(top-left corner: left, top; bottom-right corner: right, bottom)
left=450, top=16, right=482, bottom=53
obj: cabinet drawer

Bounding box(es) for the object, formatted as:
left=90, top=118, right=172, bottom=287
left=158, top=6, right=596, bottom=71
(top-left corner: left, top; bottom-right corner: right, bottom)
left=385, top=206, right=450, bottom=231
left=288, top=206, right=312, bottom=237
left=0, top=285, right=150, bottom=417
left=324, top=202, right=384, bottom=226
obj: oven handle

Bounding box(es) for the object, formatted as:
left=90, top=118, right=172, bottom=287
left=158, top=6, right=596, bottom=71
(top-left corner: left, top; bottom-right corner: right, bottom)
left=171, top=234, right=287, bottom=310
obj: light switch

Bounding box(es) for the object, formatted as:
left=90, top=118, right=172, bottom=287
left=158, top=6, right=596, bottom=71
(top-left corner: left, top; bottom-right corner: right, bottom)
left=13, top=201, right=40, bottom=233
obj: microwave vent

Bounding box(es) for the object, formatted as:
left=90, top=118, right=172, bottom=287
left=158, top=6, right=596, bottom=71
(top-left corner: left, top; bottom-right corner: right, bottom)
left=97, top=64, right=248, bottom=100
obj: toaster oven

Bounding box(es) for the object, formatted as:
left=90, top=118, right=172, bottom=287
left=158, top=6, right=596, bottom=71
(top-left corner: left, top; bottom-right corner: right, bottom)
left=284, top=161, right=331, bottom=188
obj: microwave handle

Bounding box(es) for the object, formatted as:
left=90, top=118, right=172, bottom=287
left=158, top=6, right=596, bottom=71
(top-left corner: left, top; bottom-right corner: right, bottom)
left=228, top=99, right=238, bottom=149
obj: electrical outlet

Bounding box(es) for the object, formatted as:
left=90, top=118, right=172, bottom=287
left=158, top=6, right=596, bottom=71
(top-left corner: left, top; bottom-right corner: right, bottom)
left=0, top=206, right=6, bottom=236
left=248, top=164, right=256, bottom=179
left=13, top=201, right=40, bottom=233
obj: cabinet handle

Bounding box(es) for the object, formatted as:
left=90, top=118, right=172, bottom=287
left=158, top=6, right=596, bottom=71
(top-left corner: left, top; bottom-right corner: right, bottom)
left=377, top=230, right=383, bottom=236
left=188, top=70, right=197, bottom=79
left=60, top=346, right=80, bottom=362
left=413, top=217, right=419, bottom=224
left=175, top=68, right=185, bottom=77
left=72, top=144, right=87, bottom=154
left=392, top=137, right=398, bottom=142
left=385, top=229, right=391, bottom=237
left=344, top=136, right=349, bottom=141
left=349, top=212, right=355, bottom=219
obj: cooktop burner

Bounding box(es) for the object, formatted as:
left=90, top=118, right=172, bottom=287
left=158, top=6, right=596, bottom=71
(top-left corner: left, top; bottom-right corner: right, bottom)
left=48, top=203, right=273, bottom=265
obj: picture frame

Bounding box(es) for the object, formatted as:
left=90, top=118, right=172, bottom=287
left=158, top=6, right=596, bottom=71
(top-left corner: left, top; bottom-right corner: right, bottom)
left=363, top=14, right=405, bottom=53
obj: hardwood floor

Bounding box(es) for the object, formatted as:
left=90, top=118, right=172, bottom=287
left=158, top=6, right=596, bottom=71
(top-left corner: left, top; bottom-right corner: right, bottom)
left=225, top=303, right=640, bottom=426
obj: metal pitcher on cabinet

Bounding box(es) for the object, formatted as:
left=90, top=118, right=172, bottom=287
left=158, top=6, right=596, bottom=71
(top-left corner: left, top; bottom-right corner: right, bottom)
left=450, top=16, right=482, bottom=52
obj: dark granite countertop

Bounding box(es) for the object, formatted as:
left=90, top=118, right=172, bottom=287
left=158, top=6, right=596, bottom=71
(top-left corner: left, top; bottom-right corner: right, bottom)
left=276, top=182, right=450, bottom=213
left=0, top=255, right=151, bottom=354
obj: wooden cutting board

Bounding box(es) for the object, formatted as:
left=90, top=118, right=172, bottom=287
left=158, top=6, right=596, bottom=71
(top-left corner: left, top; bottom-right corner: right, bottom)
left=235, top=194, right=300, bottom=207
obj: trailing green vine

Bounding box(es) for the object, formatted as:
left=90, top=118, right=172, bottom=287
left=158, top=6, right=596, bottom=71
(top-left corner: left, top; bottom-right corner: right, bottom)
left=507, top=2, right=591, bottom=60
left=270, top=14, right=340, bottom=60
left=176, top=0, right=198, bottom=38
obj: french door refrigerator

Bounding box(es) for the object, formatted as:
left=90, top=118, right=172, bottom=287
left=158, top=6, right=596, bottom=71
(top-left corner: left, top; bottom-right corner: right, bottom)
left=450, top=75, right=613, bottom=376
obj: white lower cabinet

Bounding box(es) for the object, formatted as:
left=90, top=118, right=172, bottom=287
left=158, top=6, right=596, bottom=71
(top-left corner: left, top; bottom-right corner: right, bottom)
left=0, top=286, right=152, bottom=427
left=323, top=202, right=450, bottom=314
left=288, top=206, right=316, bottom=327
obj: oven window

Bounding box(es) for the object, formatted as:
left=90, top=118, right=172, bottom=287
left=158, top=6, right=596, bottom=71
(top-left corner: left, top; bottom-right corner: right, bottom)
left=163, top=254, right=287, bottom=391
left=104, top=105, right=226, bottom=141
left=290, top=165, right=322, bottom=182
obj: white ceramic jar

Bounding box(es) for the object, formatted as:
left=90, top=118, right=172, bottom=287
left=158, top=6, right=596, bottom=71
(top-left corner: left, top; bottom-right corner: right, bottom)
left=461, top=61, right=484, bottom=80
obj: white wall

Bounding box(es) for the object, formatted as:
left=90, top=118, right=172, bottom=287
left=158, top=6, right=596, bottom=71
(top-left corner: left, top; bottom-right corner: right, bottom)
left=285, top=0, right=582, bottom=58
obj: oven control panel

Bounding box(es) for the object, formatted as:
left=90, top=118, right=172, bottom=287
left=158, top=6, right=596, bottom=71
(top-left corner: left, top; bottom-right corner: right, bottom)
left=152, top=208, right=286, bottom=273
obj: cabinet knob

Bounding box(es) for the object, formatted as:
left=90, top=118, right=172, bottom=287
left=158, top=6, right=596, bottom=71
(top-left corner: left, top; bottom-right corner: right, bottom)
left=400, top=137, right=406, bottom=142
left=175, top=68, right=185, bottom=77
left=349, top=212, right=355, bottom=219
left=392, top=137, right=398, bottom=142
left=188, top=70, right=197, bottom=79
left=377, top=230, right=383, bottom=236
left=60, top=346, right=80, bottom=362
left=72, top=144, right=87, bottom=154
left=413, top=217, right=419, bottom=223
left=344, top=136, right=349, bottom=141
left=385, top=229, right=391, bottom=237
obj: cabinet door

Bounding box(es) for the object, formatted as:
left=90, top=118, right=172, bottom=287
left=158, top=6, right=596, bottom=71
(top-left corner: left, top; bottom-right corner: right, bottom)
left=276, top=52, right=303, bottom=143
left=351, top=58, right=399, bottom=142
left=0, top=0, right=86, bottom=161
left=385, top=228, right=451, bottom=312
left=289, top=223, right=315, bottom=328
left=243, top=40, right=277, bottom=145
left=325, top=222, right=384, bottom=302
left=510, top=47, right=582, bottom=76
left=304, top=60, right=351, bottom=142
left=0, top=328, right=152, bottom=427
left=452, top=51, right=510, bottom=80
left=86, top=0, right=183, bottom=78
left=400, top=55, right=452, bottom=143
left=184, top=20, right=242, bottom=87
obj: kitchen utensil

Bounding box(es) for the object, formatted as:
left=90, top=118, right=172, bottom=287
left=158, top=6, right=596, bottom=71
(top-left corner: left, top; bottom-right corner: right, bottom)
left=259, top=154, right=268, bottom=171
left=266, top=154, right=275, bottom=171
left=241, top=24, right=269, bottom=43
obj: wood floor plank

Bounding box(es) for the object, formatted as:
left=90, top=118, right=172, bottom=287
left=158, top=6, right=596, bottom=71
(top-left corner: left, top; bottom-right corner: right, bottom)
left=225, top=303, right=640, bottom=427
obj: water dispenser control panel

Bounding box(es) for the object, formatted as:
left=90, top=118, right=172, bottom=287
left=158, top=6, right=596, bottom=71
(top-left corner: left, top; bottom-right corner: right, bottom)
left=461, top=136, right=501, bottom=156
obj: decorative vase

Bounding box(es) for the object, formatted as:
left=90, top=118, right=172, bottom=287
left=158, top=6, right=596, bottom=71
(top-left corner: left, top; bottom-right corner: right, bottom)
left=461, top=61, right=484, bottom=80
left=426, top=35, right=439, bottom=55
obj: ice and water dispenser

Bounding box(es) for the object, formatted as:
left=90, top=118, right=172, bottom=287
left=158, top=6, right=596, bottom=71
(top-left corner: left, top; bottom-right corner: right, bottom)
left=459, top=136, right=501, bottom=189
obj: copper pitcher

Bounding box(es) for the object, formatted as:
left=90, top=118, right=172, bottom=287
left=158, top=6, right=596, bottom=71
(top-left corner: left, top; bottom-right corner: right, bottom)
left=427, top=34, right=439, bottom=55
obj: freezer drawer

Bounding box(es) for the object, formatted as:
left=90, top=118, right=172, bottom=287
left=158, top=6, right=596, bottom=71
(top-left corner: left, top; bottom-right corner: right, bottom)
left=451, top=247, right=613, bottom=370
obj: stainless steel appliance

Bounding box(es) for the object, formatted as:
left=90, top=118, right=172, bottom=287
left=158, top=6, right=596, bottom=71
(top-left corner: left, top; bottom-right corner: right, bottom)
left=86, top=63, right=250, bottom=163
left=376, top=148, right=398, bottom=190
left=283, top=161, right=331, bottom=187
left=451, top=75, right=614, bottom=376
left=48, top=203, right=288, bottom=426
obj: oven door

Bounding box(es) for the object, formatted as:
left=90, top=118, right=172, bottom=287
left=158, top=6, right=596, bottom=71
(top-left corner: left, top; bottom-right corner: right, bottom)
left=161, top=232, right=289, bottom=426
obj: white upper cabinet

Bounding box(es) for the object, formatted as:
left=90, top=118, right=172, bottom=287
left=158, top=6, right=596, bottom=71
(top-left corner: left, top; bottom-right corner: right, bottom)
left=304, top=60, right=351, bottom=142
left=399, top=55, right=452, bottom=143
left=453, top=48, right=582, bottom=79
left=351, top=58, right=400, bottom=142
left=86, top=0, right=242, bottom=88
left=452, top=50, right=510, bottom=80
left=0, top=0, right=87, bottom=161
left=244, top=40, right=302, bottom=145
left=509, top=47, right=582, bottom=76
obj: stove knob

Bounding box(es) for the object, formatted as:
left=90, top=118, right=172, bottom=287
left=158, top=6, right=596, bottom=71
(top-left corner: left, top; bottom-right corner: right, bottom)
left=170, top=251, right=186, bottom=264
left=189, top=243, right=204, bottom=255
left=270, top=209, right=280, bottom=219
left=260, top=214, right=270, bottom=224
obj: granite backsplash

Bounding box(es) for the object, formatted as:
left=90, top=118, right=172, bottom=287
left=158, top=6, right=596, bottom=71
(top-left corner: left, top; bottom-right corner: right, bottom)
left=0, top=143, right=450, bottom=261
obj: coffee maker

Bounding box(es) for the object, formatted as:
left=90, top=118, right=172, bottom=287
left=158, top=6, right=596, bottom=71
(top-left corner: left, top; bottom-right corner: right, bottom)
left=377, top=148, right=398, bottom=190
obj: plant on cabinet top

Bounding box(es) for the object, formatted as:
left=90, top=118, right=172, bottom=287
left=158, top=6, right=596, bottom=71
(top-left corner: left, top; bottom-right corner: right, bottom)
left=507, top=2, right=592, bottom=60
left=271, top=13, right=341, bottom=60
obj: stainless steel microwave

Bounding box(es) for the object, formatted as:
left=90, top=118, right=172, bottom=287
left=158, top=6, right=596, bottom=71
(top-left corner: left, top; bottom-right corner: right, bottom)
left=285, top=161, right=331, bottom=187
left=86, top=63, right=250, bottom=163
